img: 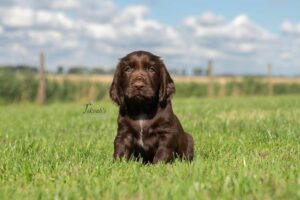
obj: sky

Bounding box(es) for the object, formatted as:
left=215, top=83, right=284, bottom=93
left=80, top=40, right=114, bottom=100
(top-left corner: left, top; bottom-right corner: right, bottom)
left=117, top=0, right=300, bottom=32
left=0, top=0, right=299, bottom=75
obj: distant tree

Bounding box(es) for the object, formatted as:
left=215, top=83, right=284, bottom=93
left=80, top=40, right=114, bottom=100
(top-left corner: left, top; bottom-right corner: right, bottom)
left=193, top=67, right=203, bottom=76
left=106, top=68, right=115, bottom=75
left=15, top=65, right=38, bottom=73
left=68, top=66, right=89, bottom=74
left=180, top=69, right=187, bottom=76
left=0, top=65, right=37, bottom=74
left=90, top=67, right=106, bottom=74
left=57, top=66, right=64, bottom=74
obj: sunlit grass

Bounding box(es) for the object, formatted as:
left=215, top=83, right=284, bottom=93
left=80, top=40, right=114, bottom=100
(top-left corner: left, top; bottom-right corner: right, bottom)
left=0, top=96, right=299, bottom=199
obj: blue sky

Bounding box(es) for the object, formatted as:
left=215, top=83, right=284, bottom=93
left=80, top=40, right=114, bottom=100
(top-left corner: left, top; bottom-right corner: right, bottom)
left=116, top=0, right=300, bottom=32
left=0, top=0, right=299, bottom=75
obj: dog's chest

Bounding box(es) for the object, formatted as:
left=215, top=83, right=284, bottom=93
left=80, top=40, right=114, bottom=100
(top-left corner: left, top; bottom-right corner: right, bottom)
left=134, top=119, right=157, bottom=150
left=137, top=120, right=145, bottom=147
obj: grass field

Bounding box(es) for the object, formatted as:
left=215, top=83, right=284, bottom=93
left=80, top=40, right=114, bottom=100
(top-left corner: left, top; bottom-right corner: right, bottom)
left=0, top=96, right=299, bottom=199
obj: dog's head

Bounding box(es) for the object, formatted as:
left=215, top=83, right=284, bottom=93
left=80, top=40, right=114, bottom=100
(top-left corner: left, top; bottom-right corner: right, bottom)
left=109, top=51, right=175, bottom=107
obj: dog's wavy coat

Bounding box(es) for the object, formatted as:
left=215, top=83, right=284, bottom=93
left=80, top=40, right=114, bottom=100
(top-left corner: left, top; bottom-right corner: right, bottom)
left=110, top=51, right=194, bottom=164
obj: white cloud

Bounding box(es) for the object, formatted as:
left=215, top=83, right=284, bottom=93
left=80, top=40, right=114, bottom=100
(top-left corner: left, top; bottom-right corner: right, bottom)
left=228, top=42, right=258, bottom=53
left=281, top=20, right=300, bottom=36
left=179, top=12, right=287, bottom=74
left=84, top=22, right=116, bottom=40
left=51, top=0, right=79, bottom=9
left=0, top=6, right=34, bottom=27
left=0, top=6, right=74, bottom=29
left=280, top=52, right=293, bottom=60
left=35, top=10, right=74, bottom=29
left=184, top=13, right=274, bottom=41
left=27, top=30, right=62, bottom=45
left=184, top=12, right=225, bottom=27
left=10, top=43, right=28, bottom=56
left=115, top=5, right=149, bottom=23
left=227, top=15, right=274, bottom=41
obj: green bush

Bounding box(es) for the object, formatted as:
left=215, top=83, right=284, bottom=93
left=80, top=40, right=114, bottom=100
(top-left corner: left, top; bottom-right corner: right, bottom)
left=0, top=72, right=109, bottom=104
left=0, top=71, right=19, bottom=102
left=240, top=77, right=267, bottom=95
left=175, top=83, right=208, bottom=97
left=274, top=83, right=300, bottom=95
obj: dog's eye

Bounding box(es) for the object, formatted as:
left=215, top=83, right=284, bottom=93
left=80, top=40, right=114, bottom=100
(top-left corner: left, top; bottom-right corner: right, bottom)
left=146, top=66, right=156, bottom=73
left=124, top=65, right=133, bottom=72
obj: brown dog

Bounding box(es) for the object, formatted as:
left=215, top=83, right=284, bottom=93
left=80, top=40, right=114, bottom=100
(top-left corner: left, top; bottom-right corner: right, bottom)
left=109, top=51, right=194, bottom=164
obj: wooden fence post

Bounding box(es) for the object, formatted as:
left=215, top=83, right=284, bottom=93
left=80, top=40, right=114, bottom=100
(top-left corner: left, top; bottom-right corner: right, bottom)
left=37, top=52, right=46, bottom=105
left=268, top=64, right=273, bottom=96
left=207, top=60, right=213, bottom=97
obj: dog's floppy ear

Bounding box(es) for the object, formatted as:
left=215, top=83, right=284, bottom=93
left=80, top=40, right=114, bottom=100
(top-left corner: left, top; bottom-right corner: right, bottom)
left=158, top=59, right=175, bottom=106
left=109, top=61, right=124, bottom=106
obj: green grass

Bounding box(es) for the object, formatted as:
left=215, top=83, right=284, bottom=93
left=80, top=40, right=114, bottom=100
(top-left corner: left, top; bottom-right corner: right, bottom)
left=0, top=96, right=299, bottom=199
